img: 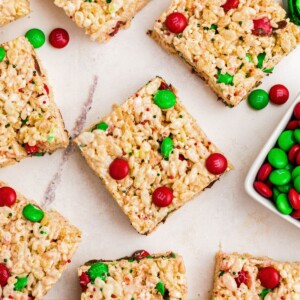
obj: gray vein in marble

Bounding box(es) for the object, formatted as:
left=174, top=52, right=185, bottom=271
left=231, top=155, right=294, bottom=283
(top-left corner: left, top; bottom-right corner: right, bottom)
left=42, top=76, right=98, bottom=207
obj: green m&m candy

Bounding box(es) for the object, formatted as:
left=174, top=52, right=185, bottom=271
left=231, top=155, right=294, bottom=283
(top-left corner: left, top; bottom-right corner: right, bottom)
left=22, top=204, right=44, bottom=222
left=276, top=194, right=293, bottom=214
left=273, top=187, right=280, bottom=201
left=96, top=122, right=109, bottom=131
left=248, top=89, right=269, bottom=110
left=294, top=129, right=300, bottom=143
left=155, top=281, right=165, bottom=296
left=278, top=130, right=295, bottom=151
left=87, top=262, right=108, bottom=282
left=277, top=182, right=292, bottom=193
left=292, top=166, right=300, bottom=180
left=0, top=47, right=6, bottom=62
left=14, top=276, right=28, bottom=291
left=269, top=169, right=291, bottom=186
left=161, top=137, right=173, bottom=159
left=154, top=90, right=176, bottom=109
left=25, top=28, right=46, bottom=48
left=216, top=71, right=234, bottom=85
left=267, top=148, right=288, bottom=169
left=294, top=175, right=300, bottom=193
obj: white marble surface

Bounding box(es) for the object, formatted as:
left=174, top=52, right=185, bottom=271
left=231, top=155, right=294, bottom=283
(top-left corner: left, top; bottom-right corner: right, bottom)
left=1, top=0, right=300, bottom=299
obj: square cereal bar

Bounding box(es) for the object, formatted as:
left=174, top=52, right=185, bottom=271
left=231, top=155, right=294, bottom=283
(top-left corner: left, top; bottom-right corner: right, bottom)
left=0, top=36, right=69, bottom=167
left=78, top=250, right=187, bottom=299
left=212, top=252, right=300, bottom=299
left=148, top=0, right=300, bottom=107
left=74, top=76, right=232, bottom=234
left=54, top=0, right=150, bottom=43
left=0, top=0, right=30, bottom=26
left=0, top=181, right=81, bottom=299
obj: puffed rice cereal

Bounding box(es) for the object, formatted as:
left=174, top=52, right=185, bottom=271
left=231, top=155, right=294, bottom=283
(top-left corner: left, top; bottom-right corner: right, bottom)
left=74, top=76, right=232, bottom=235
left=0, top=0, right=30, bottom=26
left=78, top=251, right=187, bottom=299
left=54, top=0, right=150, bottom=43
left=212, top=252, right=300, bottom=299
left=0, top=36, right=69, bottom=167
left=0, top=181, right=81, bottom=300
left=148, top=0, right=300, bottom=107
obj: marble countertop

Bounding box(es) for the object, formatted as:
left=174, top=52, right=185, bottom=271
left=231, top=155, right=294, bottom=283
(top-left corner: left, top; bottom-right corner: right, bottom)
left=2, top=0, right=300, bottom=299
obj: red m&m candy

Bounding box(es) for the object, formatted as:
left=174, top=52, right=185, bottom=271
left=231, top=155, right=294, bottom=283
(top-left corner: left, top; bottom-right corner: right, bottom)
left=49, top=28, right=70, bottom=49
left=257, top=163, right=272, bottom=181
left=288, top=145, right=300, bottom=164
left=0, top=187, right=17, bottom=207
left=222, top=0, right=239, bottom=12
left=206, top=153, right=228, bottom=175
left=252, top=17, right=272, bottom=36
left=269, top=84, right=289, bottom=105
left=109, top=158, right=129, bottom=180
left=152, top=186, right=173, bottom=207
left=294, top=103, right=300, bottom=120
left=132, top=250, right=150, bottom=259
left=0, top=264, right=10, bottom=287
left=165, top=12, right=187, bottom=34
left=258, top=267, right=280, bottom=289
left=286, top=120, right=300, bottom=130
left=288, top=188, right=300, bottom=210
left=291, top=209, right=300, bottom=219
left=254, top=181, right=272, bottom=198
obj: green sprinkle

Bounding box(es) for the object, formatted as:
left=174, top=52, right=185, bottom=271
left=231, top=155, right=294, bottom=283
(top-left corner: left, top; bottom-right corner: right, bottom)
left=96, top=122, right=109, bottom=131
left=218, top=271, right=225, bottom=277
left=8, top=213, right=13, bottom=217
left=178, top=34, right=183, bottom=38
left=239, top=21, right=243, bottom=25
left=171, top=253, right=176, bottom=258
left=5, top=123, right=10, bottom=128
left=259, top=288, right=271, bottom=299
left=14, top=277, right=28, bottom=291
left=153, top=115, right=157, bottom=118
left=146, top=256, right=152, bottom=259
left=40, top=231, right=47, bottom=234
left=156, top=281, right=165, bottom=296
left=210, top=24, right=217, bottom=30
left=129, top=269, right=132, bottom=273
left=128, top=258, right=134, bottom=262
left=179, top=115, right=183, bottom=118
left=4, top=259, right=7, bottom=262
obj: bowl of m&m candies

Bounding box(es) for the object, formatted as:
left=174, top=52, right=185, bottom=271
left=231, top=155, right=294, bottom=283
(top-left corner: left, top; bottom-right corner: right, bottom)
left=245, top=94, right=300, bottom=228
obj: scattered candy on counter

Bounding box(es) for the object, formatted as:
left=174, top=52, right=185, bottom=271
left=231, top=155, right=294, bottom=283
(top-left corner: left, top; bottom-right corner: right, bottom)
left=25, top=28, right=46, bottom=49
left=254, top=102, right=300, bottom=217
left=49, top=28, right=70, bottom=49
left=248, top=84, right=289, bottom=110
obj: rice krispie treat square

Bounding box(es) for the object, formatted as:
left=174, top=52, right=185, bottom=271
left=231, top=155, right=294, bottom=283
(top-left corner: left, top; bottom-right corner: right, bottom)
left=78, top=250, right=187, bottom=299
left=0, top=36, right=69, bottom=167
left=0, top=181, right=81, bottom=299
left=74, top=76, right=232, bottom=235
left=0, top=0, right=30, bottom=26
left=148, top=0, right=300, bottom=107
left=54, top=0, right=150, bottom=43
left=212, top=252, right=300, bottom=299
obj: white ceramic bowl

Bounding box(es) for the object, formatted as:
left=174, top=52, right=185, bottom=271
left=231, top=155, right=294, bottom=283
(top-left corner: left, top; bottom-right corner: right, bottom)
left=245, top=93, right=300, bottom=229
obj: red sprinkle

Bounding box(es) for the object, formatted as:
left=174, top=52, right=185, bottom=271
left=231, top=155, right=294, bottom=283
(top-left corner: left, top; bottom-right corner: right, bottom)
left=205, top=153, right=228, bottom=175
left=222, top=0, right=239, bottom=12
left=0, top=263, right=10, bottom=287
left=252, top=17, right=272, bottom=36
left=152, top=186, right=173, bottom=207
left=294, top=102, right=300, bottom=120
left=49, top=28, right=70, bottom=49
left=44, top=84, right=49, bottom=95
left=269, top=84, right=289, bottom=105
left=257, top=163, right=272, bottom=181
left=254, top=181, right=272, bottom=198
left=235, top=269, right=249, bottom=287
left=0, top=186, right=17, bottom=207
left=109, top=158, right=129, bottom=180
left=79, top=272, right=90, bottom=291
left=288, top=188, right=300, bottom=210
left=24, top=143, right=39, bottom=155
left=165, top=12, right=187, bottom=34
left=159, top=82, right=170, bottom=90
left=258, top=267, right=280, bottom=289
